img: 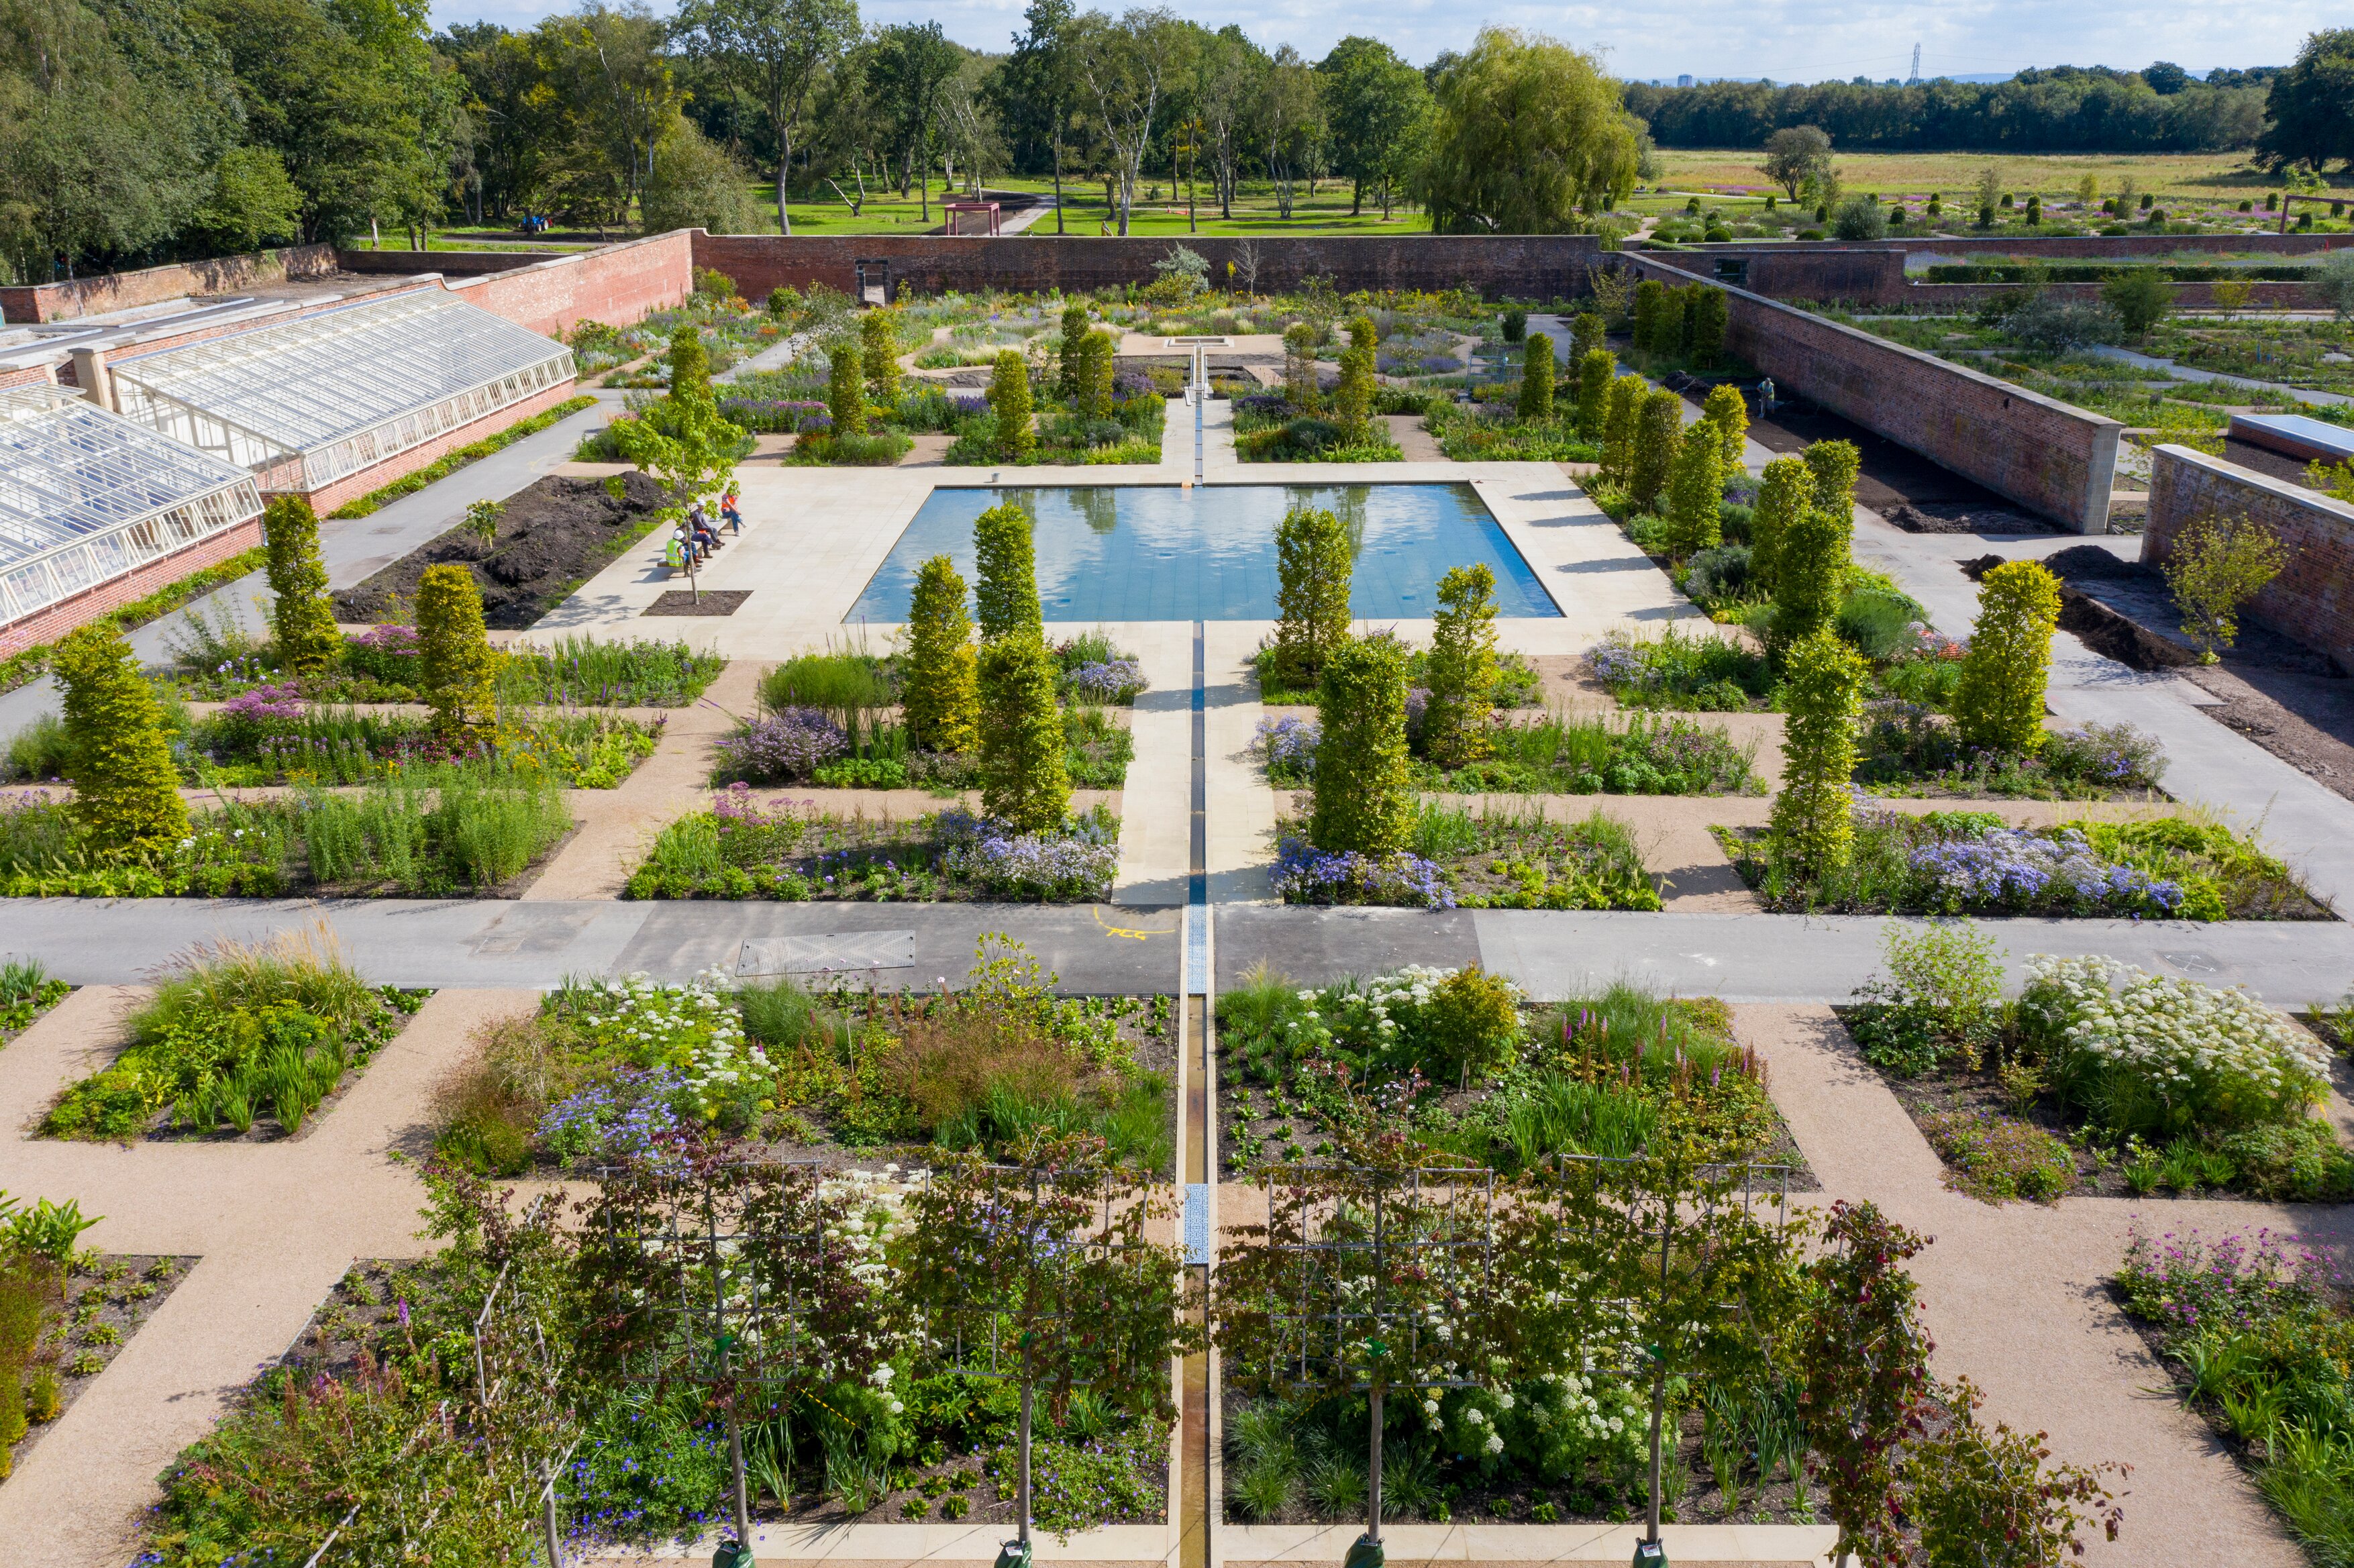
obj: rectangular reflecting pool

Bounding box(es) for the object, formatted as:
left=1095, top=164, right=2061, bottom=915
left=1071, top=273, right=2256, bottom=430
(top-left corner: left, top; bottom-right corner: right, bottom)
left=846, top=483, right=1560, bottom=623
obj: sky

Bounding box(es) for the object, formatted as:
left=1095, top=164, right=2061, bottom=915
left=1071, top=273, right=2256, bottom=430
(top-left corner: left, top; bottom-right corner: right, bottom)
left=426, top=0, right=2333, bottom=82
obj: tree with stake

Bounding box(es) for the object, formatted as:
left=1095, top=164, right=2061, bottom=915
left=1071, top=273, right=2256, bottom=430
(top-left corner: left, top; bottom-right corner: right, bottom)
left=1311, top=633, right=1411, bottom=855
left=904, top=556, right=980, bottom=754
left=1700, top=382, right=1748, bottom=470
left=989, top=349, right=1035, bottom=460
left=1750, top=456, right=1814, bottom=598
left=1336, top=315, right=1378, bottom=439
left=1574, top=348, right=1613, bottom=439
left=262, top=495, right=340, bottom=678
left=1771, top=625, right=1865, bottom=880
left=55, top=622, right=187, bottom=854
left=416, top=564, right=497, bottom=740
left=1517, top=330, right=1555, bottom=423
left=612, top=324, right=745, bottom=584
left=1057, top=301, right=1090, bottom=399
left=1662, top=421, right=1723, bottom=560
left=860, top=308, right=902, bottom=408
left=1598, top=373, right=1644, bottom=488
left=1272, top=505, right=1352, bottom=690
left=978, top=630, right=1070, bottom=831
left=973, top=501, right=1043, bottom=641
left=1423, top=564, right=1498, bottom=768
left=2161, top=512, right=2289, bottom=663
left=1282, top=322, right=1321, bottom=413
left=1629, top=388, right=1682, bottom=512
left=1955, top=560, right=2062, bottom=753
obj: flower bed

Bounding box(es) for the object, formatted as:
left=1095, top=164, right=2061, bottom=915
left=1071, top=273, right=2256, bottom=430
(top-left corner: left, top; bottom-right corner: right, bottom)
left=1, top=1244, right=195, bottom=1481
left=175, top=624, right=725, bottom=709
left=1229, top=397, right=1405, bottom=463
left=1721, top=806, right=2324, bottom=921
left=1255, top=712, right=1756, bottom=796
left=625, top=790, right=1121, bottom=903
left=1423, top=401, right=1600, bottom=463
left=0, top=963, right=69, bottom=1043
left=1274, top=804, right=1659, bottom=912
left=943, top=370, right=1167, bottom=466
left=181, top=690, right=660, bottom=788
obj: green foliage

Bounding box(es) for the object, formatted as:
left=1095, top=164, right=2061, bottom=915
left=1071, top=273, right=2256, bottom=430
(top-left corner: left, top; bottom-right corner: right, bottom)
left=1801, top=439, right=1860, bottom=522
left=1515, top=332, right=1555, bottom=423
left=1849, top=921, right=2004, bottom=1076
left=1335, top=315, right=1377, bottom=435
left=1770, top=627, right=1865, bottom=878
left=1908, top=1377, right=2123, bottom=1564
left=1420, top=30, right=1639, bottom=233
left=1770, top=503, right=1851, bottom=658
left=262, top=496, right=339, bottom=678
left=905, top=557, right=980, bottom=755
left=1919, top=1112, right=2078, bottom=1204
left=414, top=566, right=495, bottom=739
left=1699, top=382, right=1748, bottom=468
left=1570, top=311, right=1606, bottom=366
left=1311, top=635, right=1411, bottom=855
left=1632, top=279, right=1665, bottom=351
left=1080, top=327, right=1116, bottom=421
left=1272, top=507, right=1353, bottom=690
left=1598, top=373, right=1645, bottom=488
left=1282, top=322, right=1321, bottom=413
left=1423, top=564, right=1499, bottom=768
left=827, top=337, right=867, bottom=435
left=1748, top=455, right=1812, bottom=596
left=860, top=308, right=902, bottom=405
left=2160, top=512, right=2289, bottom=660
left=1629, top=388, right=1682, bottom=511
left=1661, top=421, right=1723, bottom=560
left=1689, top=286, right=1729, bottom=368
left=2102, top=266, right=2174, bottom=337
left=1573, top=348, right=1613, bottom=438
left=54, top=622, right=185, bottom=853
left=1059, top=303, right=1090, bottom=399
left=988, top=349, right=1035, bottom=460
left=1955, top=560, right=2061, bottom=753
left=978, top=631, right=1071, bottom=832
left=1798, top=1202, right=1934, bottom=1568
left=972, top=503, right=1041, bottom=641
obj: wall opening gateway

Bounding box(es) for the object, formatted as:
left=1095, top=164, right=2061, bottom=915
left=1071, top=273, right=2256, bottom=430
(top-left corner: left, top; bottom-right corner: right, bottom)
left=854, top=260, right=890, bottom=306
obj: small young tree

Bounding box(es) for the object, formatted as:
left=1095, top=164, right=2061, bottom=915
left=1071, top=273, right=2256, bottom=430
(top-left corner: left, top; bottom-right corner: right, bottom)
left=977, top=629, right=1070, bottom=831
left=860, top=307, right=901, bottom=407
left=827, top=337, right=866, bottom=436
left=1803, top=439, right=1860, bottom=524
left=2102, top=268, right=2172, bottom=338
left=1423, top=563, right=1498, bottom=768
left=1273, top=505, right=1353, bottom=690
left=1335, top=315, right=1377, bottom=437
left=262, top=494, right=341, bottom=678
left=1599, top=373, right=1645, bottom=487
left=1800, top=1201, right=1936, bottom=1568
left=1081, top=327, right=1117, bottom=420
left=611, top=325, right=744, bottom=575
left=1662, top=422, right=1724, bottom=559
left=972, top=502, right=1042, bottom=641
left=904, top=555, right=980, bottom=753
left=1517, top=331, right=1555, bottom=423
left=1574, top=348, right=1613, bottom=439
left=1771, top=501, right=1851, bottom=656
left=988, top=349, right=1035, bottom=460
left=1750, top=455, right=1814, bottom=594
left=1770, top=625, right=1865, bottom=877
left=54, top=622, right=187, bottom=853
left=1629, top=388, right=1682, bottom=511
left=1282, top=321, right=1321, bottom=413
left=1907, top=1377, right=2126, bottom=1568
left=416, top=564, right=497, bottom=738
left=1955, top=560, right=2061, bottom=753
left=1700, top=382, right=1749, bottom=470
left=1570, top=310, right=1606, bottom=367
left=1632, top=278, right=1666, bottom=352
left=1311, top=634, right=1411, bottom=855
left=1690, top=287, right=1729, bottom=369
left=1058, top=301, right=1090, bottom=397
left=2161, top=511, right=2289, bottom=661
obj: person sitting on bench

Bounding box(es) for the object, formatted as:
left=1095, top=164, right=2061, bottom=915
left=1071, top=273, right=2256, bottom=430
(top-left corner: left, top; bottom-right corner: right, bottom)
left=721, top=485, right=742, bottom=533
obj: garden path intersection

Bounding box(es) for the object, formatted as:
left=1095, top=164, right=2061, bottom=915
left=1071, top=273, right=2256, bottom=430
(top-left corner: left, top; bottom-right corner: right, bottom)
left=5, top=390, right=2354, bottom=1566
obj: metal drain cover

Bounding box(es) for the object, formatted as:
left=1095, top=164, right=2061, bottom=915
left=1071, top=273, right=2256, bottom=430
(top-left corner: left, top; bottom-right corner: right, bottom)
left=737, top=931, right=917, bottom=977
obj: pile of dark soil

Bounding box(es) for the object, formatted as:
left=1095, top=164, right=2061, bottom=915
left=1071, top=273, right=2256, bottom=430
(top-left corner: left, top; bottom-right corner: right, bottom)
left=333, top=470, right=670, bottom=629
left=1886, top=501, right=2055, bottom=534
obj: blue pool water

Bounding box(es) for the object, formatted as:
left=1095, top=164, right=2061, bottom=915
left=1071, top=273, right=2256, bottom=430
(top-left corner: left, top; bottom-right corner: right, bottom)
left=846, top=484, right=1559, bottom=623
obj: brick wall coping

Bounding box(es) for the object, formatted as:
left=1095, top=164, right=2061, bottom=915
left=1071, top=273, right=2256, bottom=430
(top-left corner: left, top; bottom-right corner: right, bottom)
left=2151, top=441, right=2354, bottom=525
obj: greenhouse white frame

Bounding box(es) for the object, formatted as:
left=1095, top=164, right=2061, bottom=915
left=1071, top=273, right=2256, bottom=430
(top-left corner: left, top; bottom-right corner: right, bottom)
left=0, top=385, right=264, bottom=626
left=109, top=291, right=576, bottom=492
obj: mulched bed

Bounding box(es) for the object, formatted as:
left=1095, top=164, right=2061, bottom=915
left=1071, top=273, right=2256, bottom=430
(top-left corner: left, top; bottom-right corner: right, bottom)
left=643, top=589, right=750, bottom=616
left=333, top=471, right=672, bottom=629
left=1886, top=501, right=2057, bottom=534
left=5, top=1255, right=197, bottom=1480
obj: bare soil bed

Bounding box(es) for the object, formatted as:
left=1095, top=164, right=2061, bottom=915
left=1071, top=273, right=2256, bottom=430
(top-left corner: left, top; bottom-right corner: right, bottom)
left=334, top=471, right=670, bottom=629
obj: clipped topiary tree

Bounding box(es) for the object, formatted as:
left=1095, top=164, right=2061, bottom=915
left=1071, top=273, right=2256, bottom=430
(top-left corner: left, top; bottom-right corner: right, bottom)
left=1632, top=278, right=1666, bottom=352
left=1081, top=327, right=1117, bottom=420
left=1772, top=501, right=1851, bottom=658
left=416, top=563, right=497, bottom=737
left=668, top=321, right=713, bottom=411
left=1335, top=315, right=1377, bottom=437
left=1599, top=373, right=1645, bottom=487
left=977, top=629, right=1070, bottom=831
left=1570, top=311, right=1606, bottom=367
left=904, top=555, right=980, bottom=754
left=1273, top=505, right=1353, bottom=690
left=1700, top=382, right=1749, bottom=470
left=988, top=349, right=1035, bottom=461
left=1690, top=287, right=1729, bottom=368
left=1629, top=388, right=1682, bottom=511
left=972, top=502, right=1041, bottom=641
left=54, top=621, right=187, bottom=853
left=1803, top=439, right=1861, bottom=525
left=1954, top=559, right=2061, bottom=755
left=1574, top=348, right=1613, bottom=439
left=1058, top=302, right=1090, bottom=399
left=827, top=337, right=866, bottom=436
left=1517, top=332, right=1555, bottom=423
left=1770, top=625, right=1865, bottom=878
left=1311, top=634, right=1411, bottom=855
left=1662, top=422, right=1724, bottom=560
left=1423, top=563, right=1499, bottom=768
left=263, top=494, right=340, bottom=678
left=1750, top=455, right=1814, bottom=595
left=860, top=308, right=901, bottom=407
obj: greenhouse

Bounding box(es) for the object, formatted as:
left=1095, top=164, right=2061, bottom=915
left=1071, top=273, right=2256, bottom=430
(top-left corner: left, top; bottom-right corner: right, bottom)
left=107, top=290, right=576, bottom=492
left=0, top=384, right=263, bottom=626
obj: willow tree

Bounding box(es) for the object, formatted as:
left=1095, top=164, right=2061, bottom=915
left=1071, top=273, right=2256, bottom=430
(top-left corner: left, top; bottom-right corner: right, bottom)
left=1417, top=28, right=1640, bottom=234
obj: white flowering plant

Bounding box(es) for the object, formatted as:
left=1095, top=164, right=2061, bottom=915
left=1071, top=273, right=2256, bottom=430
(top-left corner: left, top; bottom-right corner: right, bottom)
left=1439, top=1373, right=1647, bottom=1479
left=547, top=969, right=779, bottom=1133
left=2022, top=954, right=2329, bottom=1139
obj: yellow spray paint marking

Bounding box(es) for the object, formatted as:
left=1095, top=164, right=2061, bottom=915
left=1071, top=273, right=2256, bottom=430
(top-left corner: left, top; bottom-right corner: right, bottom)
left=1093, top=906, right=1170, bottom=941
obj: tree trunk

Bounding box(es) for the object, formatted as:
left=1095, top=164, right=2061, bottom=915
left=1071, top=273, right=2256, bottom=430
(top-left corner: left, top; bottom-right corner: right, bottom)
left=1352, top=176, right=1362, bottom=217
left=919, top=134, right=931, bottom=223
left=777, top=117, right=794, bottom=235
left=1052, top=131, right=1066, bottom=234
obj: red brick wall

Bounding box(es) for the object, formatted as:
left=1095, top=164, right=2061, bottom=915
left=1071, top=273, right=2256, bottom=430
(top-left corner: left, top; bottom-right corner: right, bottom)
left=1908, top=280, right=2322, bottom=310
left=1685, top=232, right=2350, bottom=264
left=339, top=230, right=699, bottom=337
left=1668, top=247, right=1906, bottom=306
left=0, top=246, right=340, bottom=325
left=286, top=376, right=584, bottom=515
left=0, top=517, right=262, bottom=658
left=2143, top=445, right=2354, bottom=669
left=690, top=231, right=1604, bottom=301
left=1624, top=251, right=2122, bottom=531
left=0, top=363, right=58, bottom=392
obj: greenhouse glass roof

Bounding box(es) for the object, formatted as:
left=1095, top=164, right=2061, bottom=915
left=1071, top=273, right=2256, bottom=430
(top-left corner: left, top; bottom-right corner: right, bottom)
left=109, top=291, right=575, bottom=490
left=0, top=386, right=262, bottom=625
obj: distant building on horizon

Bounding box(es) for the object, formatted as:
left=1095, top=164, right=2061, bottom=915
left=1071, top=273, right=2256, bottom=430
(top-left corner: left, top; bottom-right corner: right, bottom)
left=1676, top=73, right=1694, bottom=87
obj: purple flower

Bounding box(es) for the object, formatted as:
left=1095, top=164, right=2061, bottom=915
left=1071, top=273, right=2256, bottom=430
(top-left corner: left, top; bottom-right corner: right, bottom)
left=1253, top=716, right=1320, bottom=780
left=935, top=810, right=1118, bottom=900
left=1272, top=835, right=1455, bottom=910
left=1068, top=659, right=1146, bottom=703
left=713, top=708, right=848, bottom=784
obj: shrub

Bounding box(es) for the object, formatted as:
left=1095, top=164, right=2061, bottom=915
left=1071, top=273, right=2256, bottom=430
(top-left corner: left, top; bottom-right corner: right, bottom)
left=1516, top=332, right=1554, bottom=423
left=905, top=556, right=980, bottom=753
left=1311, top=635, right=1411, bottom=855
left=714, top=709, right=848, bottom=783
left=827, top=337, right=866, bottom=435
left=2160, top=512, right=2288, bottom=660
left=1699, top=382, right=1747, bottom=468
left=1573, top=348, right=1613, bottom=438
left=1272, top=507, right=1352, bottom=690
left=988, top=349, right=1035, bottom=460
left=1423, top=564, right=1498, bottom=768
left=1631, top=278, right=1665, bottom=351
left=1428, top=965, right=1521, bottom=1085
left=1498, top=306, right=1527, bottom=343
left=1749, top=455, right=1812, bottom=595
left=1661, top=422, right=1723, bottom=560
left=1831, top=195, right=1887, bottom=241
left=1059, top=303, right=1090, bottom=399
left=54, top=623, right=187, bottom=853
left=1921, top=1110, right=2077, bottom=1203
left=1954, top=560, right=2060, bottom=753
left=860, top=309, right=901, bottom=405
left=1629, top=389, right=1682, bottom=511
left=1689, top=287, right=1729, bottom=368
left=1772, top=504, right=1851, bottom=658
left=1770, top=626, right=1865, bottom=876
left=977, top=631, right=1071, bottom=833
left=1802, top=439, right=1860, bottom=522
left=972, top=502, right=1041, bottom=641
left=1281, top=322, right=1320, bottom=412
left=1335, top=315, right=1376, bottom=437
left=415, top=565, right=496, bottom=739
left=1849, top=920, right=2003, bottom=1075
left=1598, top=373, right=1644, bottom=488
left=262, top=496, right=340, bottom=677
left=1907, top=1377, right=2123, bottom=1563
left=1080, top=327, right=1116, bottom=420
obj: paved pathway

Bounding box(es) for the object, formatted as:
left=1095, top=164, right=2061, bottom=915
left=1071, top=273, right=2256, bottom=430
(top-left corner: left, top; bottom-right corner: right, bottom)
left=2084, top=342, right=2354, bottom=408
